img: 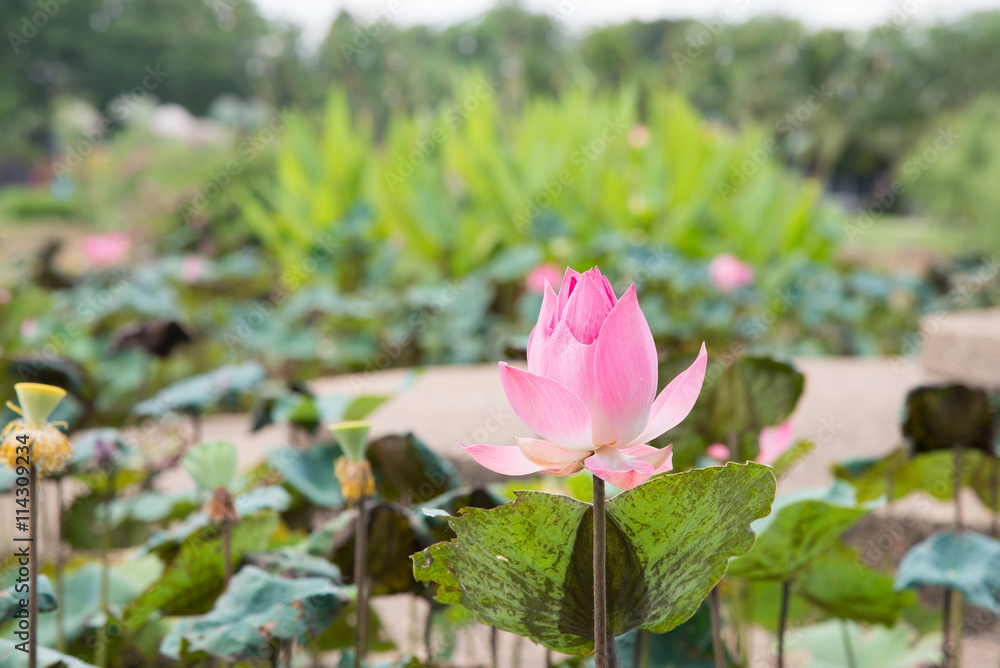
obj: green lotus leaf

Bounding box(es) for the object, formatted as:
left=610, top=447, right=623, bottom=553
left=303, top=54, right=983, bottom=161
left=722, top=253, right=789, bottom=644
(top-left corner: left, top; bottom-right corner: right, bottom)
left=795, top=543, right=912, bottom=625
left=413, top=463, right=775, bottom=655
left=902, top=384, right=996, bottom=455
left=159, top=566, right=346, bottom=662
left=139, top=486, right=291, bottom=555
left=0, top=575, right=56, bottom=622
left=727, top=481, right=872, bottom=581
left=107, top=489, right=200, bottom=528
left=269, top=443, right=344, bottom=508
left=0, top=638, right=99, bottom=667
left=183, top=440, right=238, bottom=492
left=894, top=530, right=1000, bottom=612
left=787, top=620, right=941, bottom=668
left=126, top=512, right=279, bottom=629
left=132, top=362, right=266, bottom=417
left=306, top=504, right=433, bottom=597
left=613, top=601, right=727, bottom=667
left=367, top=432, right=460, bottom=504
left=656, top=356, right=804, bottom=467
left=244, top=549, right=342, bottom=581
left=0, top=557, right=162, bottom=648
left=419, top=486, right=506, bottom=542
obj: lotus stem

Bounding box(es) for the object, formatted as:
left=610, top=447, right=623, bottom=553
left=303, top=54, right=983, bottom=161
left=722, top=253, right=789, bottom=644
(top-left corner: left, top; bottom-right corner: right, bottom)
left=593, top=475, right=617, bottom=667
left=54, top=476, right=65, bottom=652
left=222, top=523, right=233, bottom=585
left=283, top=639, right=292, bottom=668
left=952, top=443, right=963, bottom=530
left=491, top=625, right=498, bottom=668
left=942, top=587, right=953, bottom=668
left=989, top=455, right=998, bottom=538
left=424, top=601, right=433, bottom=662
left=710, top=586, right=725, bottom=668
left=631, top=629, right=647, bottom=668
left=29, top=464, right=38, bottom=668
left=354, top=494, right=369, bottom=668
left=97, top=470, right=114, bottom=668
left=839, top=620, right=857, bottom=668
left=777, top=579, right=791, bottom=668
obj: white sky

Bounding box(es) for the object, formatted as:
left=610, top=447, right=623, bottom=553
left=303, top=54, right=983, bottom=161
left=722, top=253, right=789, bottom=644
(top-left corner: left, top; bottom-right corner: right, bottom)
left=253, top=0, right=1000, bottom=50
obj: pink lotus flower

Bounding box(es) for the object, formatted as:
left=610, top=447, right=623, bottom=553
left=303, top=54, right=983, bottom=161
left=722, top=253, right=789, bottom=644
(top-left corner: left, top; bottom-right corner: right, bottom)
left=757, top=419, right=794, bottom=465
left=706, top=443, right=731, bottom=461
left=708, top=253, right=754, bottom=293
left=463, top=267, right=707, bottom=490
left=180, top=255, right=205, bottom=283
left=525, top=263, right=564, bottom=294
left=82, top=232, right=130, bottom=267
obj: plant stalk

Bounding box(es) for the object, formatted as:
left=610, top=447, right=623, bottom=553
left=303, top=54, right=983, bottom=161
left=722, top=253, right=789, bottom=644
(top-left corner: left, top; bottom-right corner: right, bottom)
left=354, top=494, right=369, bottom=668
left=953, top=442, right=963, bottom=530
left=990, top=454, right=998, bottom=538
left=29, top=464, right=38, bottom=668
left=222, top=523, right=233, bottom=585
left=840, top=620, right=858, bottom=668
left=491, top=625, right=498, bottom=668
left=593, top=475, right=617, bottom=667
left=942, top=587, right=953, bottom=668
left=97, top=471, right=114, bottom=668
left=54, top=476, right=65, bottom=652
left=777, top=580, right=791, bottom=668
left=710, top=586, right=725, bottom=668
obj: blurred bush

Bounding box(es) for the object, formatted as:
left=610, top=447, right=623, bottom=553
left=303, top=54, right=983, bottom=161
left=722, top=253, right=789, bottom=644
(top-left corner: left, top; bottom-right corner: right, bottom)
left=900, top=95, right=1000, bottom=252
left=236, top=83, right=840, bottom=286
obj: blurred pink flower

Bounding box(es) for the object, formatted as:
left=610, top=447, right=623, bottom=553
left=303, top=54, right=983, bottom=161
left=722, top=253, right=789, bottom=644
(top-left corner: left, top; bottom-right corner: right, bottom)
left=463, top=266, right=707, bottom=490
left=628, top=124, right=650, bottom=149
left=20, top=318, right=38, bottom=340
left=82, top=232, right=130, bottom=267
left=180, top=255, right=205, bottom=283
left=706, top=443, right=731, bottom=461
left=525, top=263, right=564, bottom=294
left=708, top=253, right=754, bottom=293
left=757, top=419, right=795, bottom=465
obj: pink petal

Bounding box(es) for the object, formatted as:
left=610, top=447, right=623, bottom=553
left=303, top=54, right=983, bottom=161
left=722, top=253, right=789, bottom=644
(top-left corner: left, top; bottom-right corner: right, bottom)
left=499, top=363, right=593, bottom=451
left=527, top=283, right=560, bottom=371
left=515, top=437, right=586, bottom=476
left=706, top=443, right=731, bottom=461
left=526, top=323, right=617, bottom=447
left=619, top=443, right=673, bottom=474
left=758, top=419, right=795, bottom=465
left=631, top=343, right=708, bottom=446
left=461, top=443, right=543, bottom=476
left=585, top=446, right=655, bottom=491
left=585, top=266, right=617, bottom=306
left=594, top=285, right=658, bottom=447
left=561, top=270, right=614, bottom=344
left=555, top=267, right=582, bottom=318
